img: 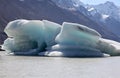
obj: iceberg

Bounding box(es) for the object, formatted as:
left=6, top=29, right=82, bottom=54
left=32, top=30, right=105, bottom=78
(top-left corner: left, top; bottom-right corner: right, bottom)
left=2, top=19, right=61, bottom=55
left=46, top=22, right=103, bottom=57
left=42, top=20, right=61, bottom=47
left=2, top=19, right=120, bottom=57
left=55, top=22, right=101, bottom=47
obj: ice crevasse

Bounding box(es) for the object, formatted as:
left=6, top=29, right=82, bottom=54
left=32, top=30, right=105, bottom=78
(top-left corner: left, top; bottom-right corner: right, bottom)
left=2, top=19, right=120, bottom=57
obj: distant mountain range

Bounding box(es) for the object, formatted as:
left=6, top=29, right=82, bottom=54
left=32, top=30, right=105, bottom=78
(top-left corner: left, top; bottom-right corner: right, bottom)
left=52, top=0, right=120, bottom=39
left=0, top=0, right=120, bottom=44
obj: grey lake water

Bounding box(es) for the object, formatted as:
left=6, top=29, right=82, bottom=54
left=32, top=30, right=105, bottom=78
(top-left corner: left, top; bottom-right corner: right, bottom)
left=0, top=51, right=120, bottom=78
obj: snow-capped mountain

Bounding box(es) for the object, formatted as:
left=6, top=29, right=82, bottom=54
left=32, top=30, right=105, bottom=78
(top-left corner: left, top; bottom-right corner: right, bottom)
left=53, top=0, right=120, bottom=36
left=52, top=0, right=120, bottom=39
left=52, top=0, right=120, bottom=22
left=92, top=1, right=120, bottom=22
left=86, top=1, right=120, bottom=36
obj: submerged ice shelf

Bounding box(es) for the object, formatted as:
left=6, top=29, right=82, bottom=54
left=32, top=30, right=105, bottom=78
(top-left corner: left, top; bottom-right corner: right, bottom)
left=2, top=19, right=120, bottom=57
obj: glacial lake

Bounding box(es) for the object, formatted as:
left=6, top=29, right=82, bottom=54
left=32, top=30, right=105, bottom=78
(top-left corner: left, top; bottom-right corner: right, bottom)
left=0, top=51, right=120, bottom=78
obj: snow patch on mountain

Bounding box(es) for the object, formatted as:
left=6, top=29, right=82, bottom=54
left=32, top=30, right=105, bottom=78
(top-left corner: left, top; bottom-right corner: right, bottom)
left=88, top=7, right=95, bottom=11
left=102, top=14, right=109, bottom=20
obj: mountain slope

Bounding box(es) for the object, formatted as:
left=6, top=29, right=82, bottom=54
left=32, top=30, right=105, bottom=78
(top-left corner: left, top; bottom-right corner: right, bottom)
left=92, top=1, right=120, bottom=22
left=52, top=0, right=120, bottom=41
left=86, top=1, right=120, bottom=36
left=0, top=0, right=120, bottom=44
left=58, top=0, right=120, bottom=38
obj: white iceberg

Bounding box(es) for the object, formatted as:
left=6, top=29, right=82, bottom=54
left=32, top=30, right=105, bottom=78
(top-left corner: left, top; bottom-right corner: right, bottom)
left=2, top=19, right=120, bottom=57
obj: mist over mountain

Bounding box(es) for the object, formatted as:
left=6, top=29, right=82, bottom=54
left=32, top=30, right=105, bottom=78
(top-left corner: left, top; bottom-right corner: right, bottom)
left=0, top=0, right=120, bottom=44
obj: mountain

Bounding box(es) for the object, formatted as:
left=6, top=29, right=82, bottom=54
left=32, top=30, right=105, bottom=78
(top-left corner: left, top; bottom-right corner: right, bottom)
left=52, top=0, right=120, bottom=40
left=0, top=0, right=120, bottom=44
left=52, top=0, right=84, bottom=8
left=86, top=1, right=120, bottom=37
left=55, top=0, right=120, bottom=37
left=52, top=0, right=91, bottom=17
left=92, top=1, right=120, bottom=22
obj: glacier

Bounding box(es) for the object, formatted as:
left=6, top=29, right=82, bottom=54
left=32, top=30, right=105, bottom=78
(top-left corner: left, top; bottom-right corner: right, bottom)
left=2, top=19, right=120, bottom=57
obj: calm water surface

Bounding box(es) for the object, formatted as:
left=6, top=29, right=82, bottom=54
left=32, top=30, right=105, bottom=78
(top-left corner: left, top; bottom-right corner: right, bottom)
left=0, top=51, right=120, bottom=78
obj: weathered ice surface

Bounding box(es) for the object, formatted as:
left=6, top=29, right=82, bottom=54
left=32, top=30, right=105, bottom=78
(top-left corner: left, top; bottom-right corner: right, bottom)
left=2, top=19, right=61, bottom=55
left=45, top=22, right=103, bottom=57
left=97, top=38, right=120, bottom=56
left=2, top=19, right=120, bottom=57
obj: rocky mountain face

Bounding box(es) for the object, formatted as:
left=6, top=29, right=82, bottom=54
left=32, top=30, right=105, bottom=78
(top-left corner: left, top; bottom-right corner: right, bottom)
left=0, top=0, right=120, bottom=44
